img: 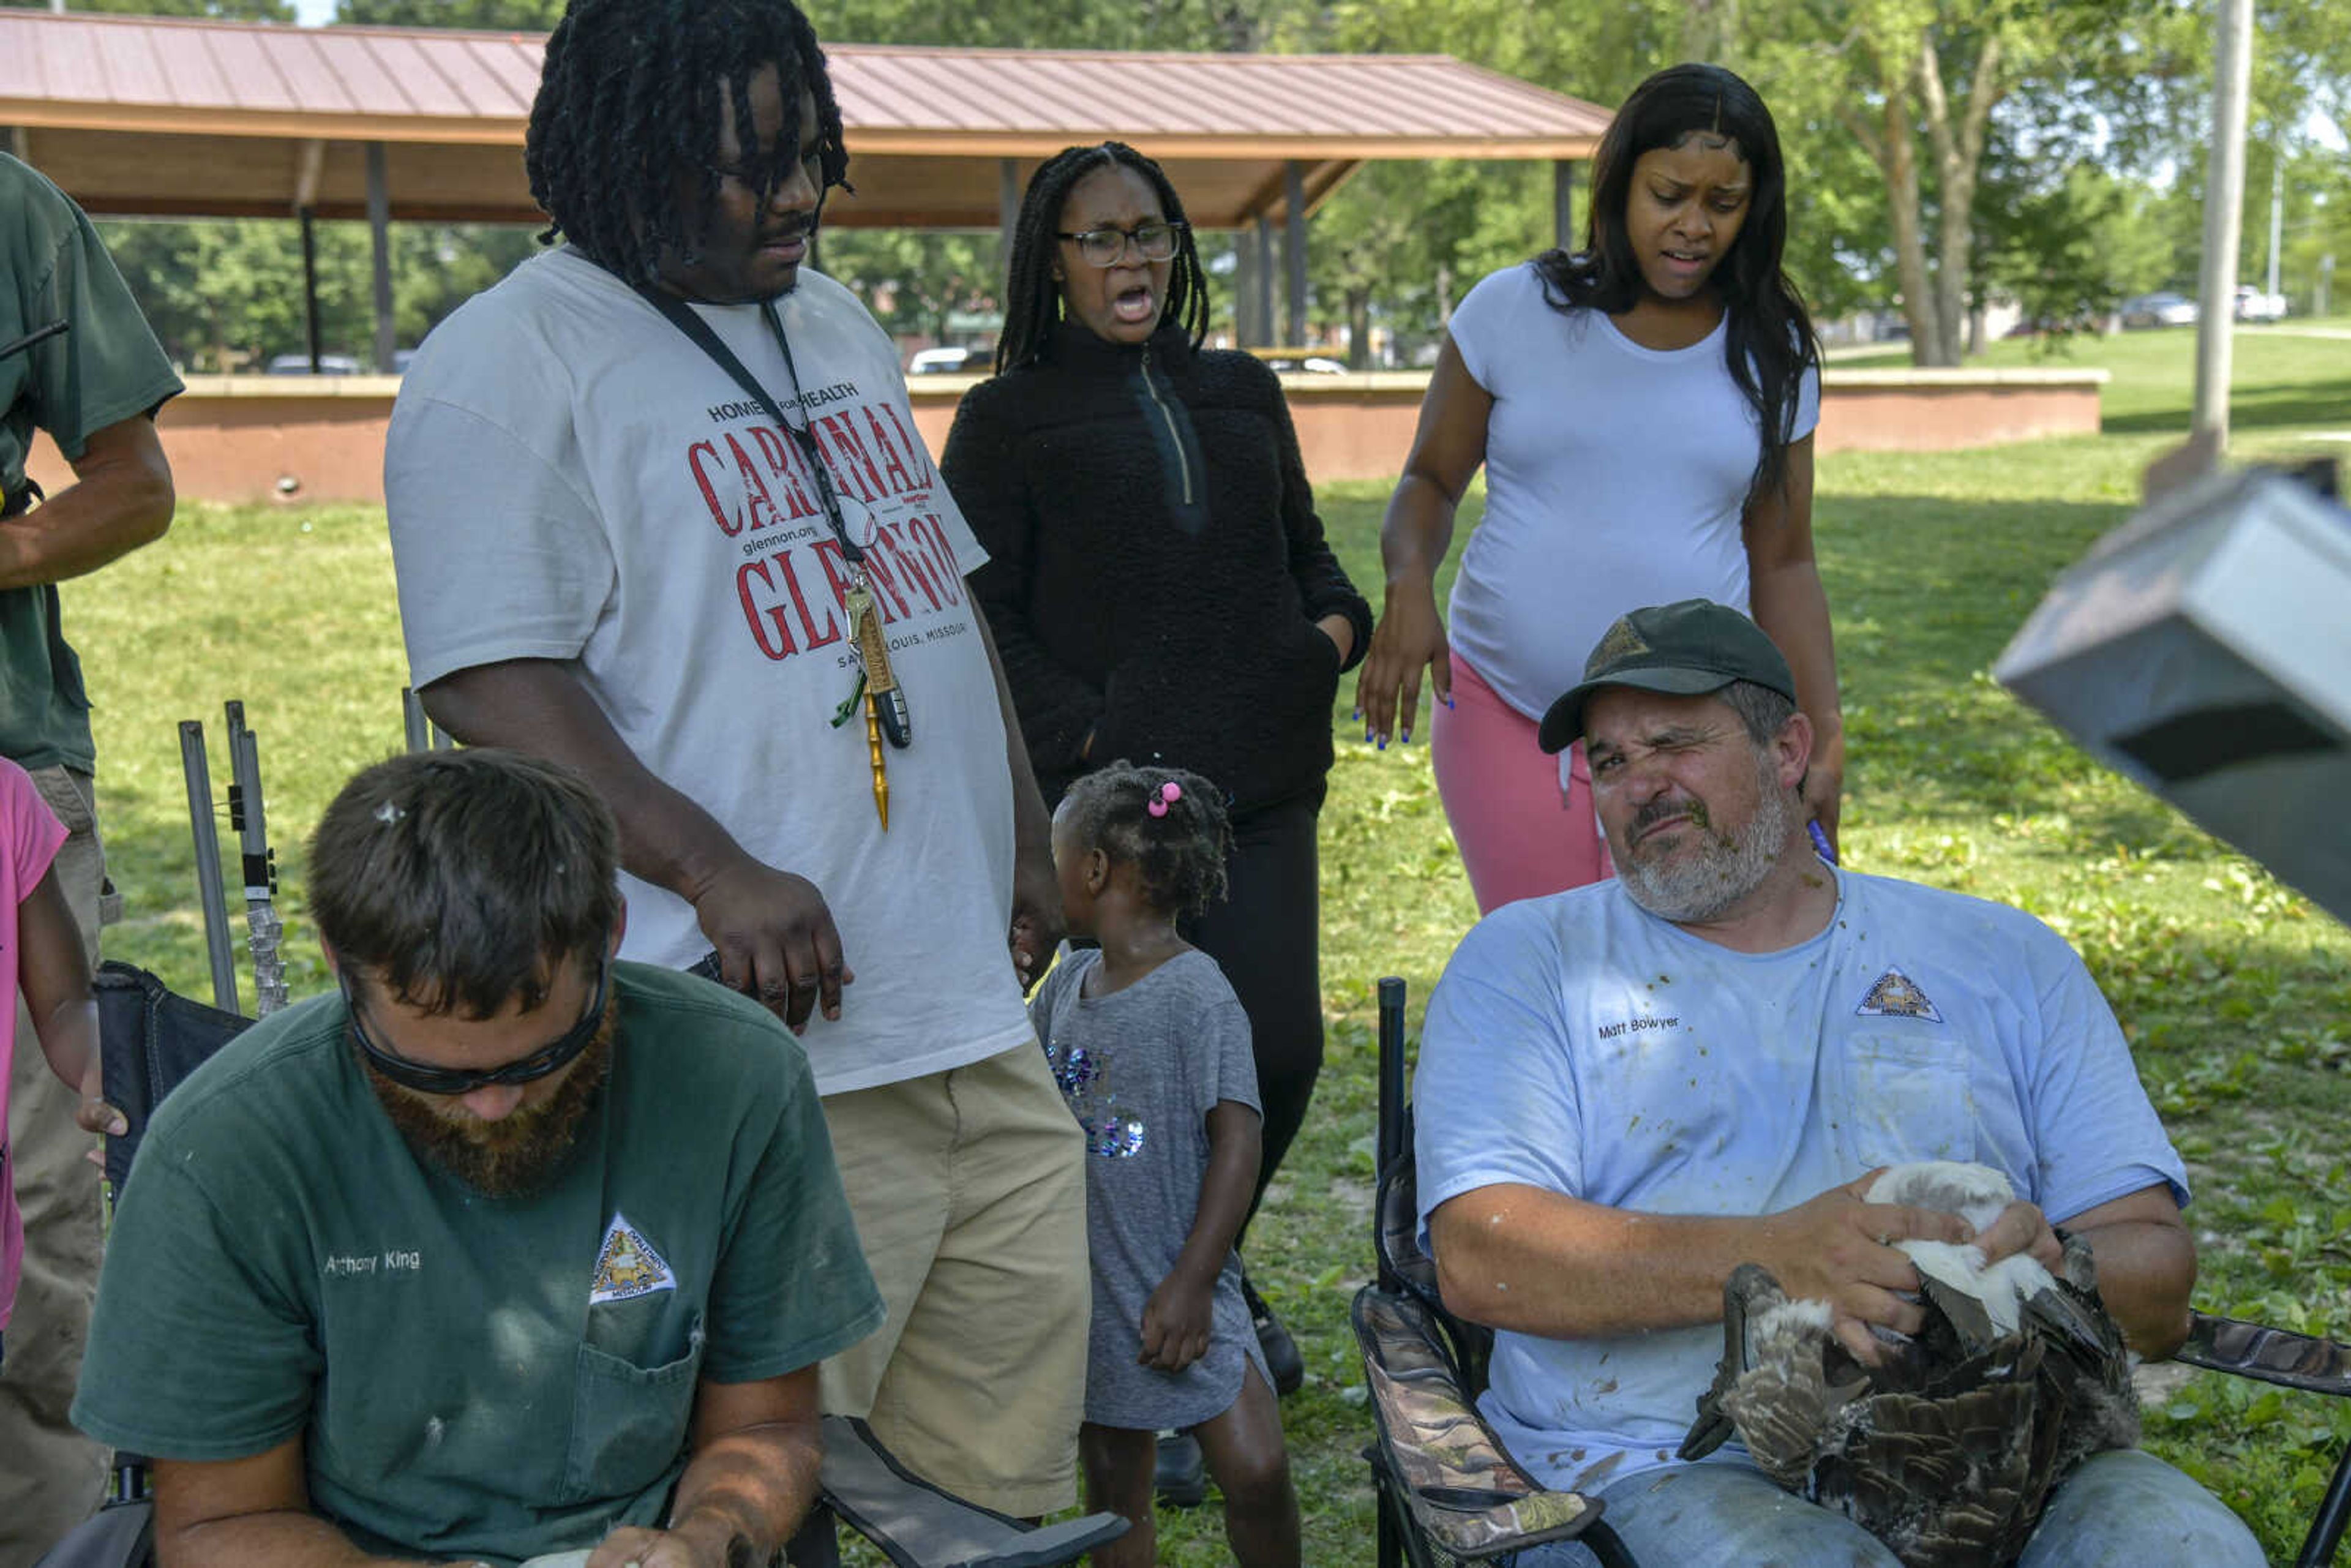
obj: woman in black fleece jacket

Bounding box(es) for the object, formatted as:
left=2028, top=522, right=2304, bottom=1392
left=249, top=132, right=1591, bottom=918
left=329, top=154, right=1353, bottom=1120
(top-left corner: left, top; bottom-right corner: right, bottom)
left=942, top=143, right=1370, bottom=1390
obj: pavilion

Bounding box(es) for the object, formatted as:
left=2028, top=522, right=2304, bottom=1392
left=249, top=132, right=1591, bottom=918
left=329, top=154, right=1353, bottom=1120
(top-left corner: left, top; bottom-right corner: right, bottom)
left=0, top=9, right=1611, bottom=368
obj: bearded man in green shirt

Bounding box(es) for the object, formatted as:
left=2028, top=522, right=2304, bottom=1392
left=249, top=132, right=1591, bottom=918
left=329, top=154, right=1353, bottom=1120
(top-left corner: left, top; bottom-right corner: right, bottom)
left=71, top=749, right=883, bottom=1568
left=0, top=149, right=180, bottom=1568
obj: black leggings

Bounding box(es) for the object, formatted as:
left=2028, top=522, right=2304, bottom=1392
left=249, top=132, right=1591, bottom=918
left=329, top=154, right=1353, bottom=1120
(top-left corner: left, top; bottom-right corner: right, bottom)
left=1182, top=793, right=1325, bottom=1240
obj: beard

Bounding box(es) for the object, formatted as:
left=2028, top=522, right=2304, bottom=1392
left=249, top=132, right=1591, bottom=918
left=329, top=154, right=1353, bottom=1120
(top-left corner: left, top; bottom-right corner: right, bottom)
left=363, top=1009, right=613, bottom=1199
left=1613, top=756, right=1796, bottom=925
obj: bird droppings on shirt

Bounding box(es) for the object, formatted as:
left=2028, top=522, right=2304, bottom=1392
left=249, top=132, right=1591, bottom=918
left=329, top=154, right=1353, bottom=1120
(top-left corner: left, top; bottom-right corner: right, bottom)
left=1580, top=1450, right=1627, bottom=1487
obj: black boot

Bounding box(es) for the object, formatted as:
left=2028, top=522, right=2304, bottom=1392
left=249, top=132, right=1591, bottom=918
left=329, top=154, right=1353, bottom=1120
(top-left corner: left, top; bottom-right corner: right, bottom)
left=783, top=1501, right=841, bottom=1566
left=1154, top=1430, right=1207, bottom=1507
left=1243, top=1270, right=1304, bottom=1397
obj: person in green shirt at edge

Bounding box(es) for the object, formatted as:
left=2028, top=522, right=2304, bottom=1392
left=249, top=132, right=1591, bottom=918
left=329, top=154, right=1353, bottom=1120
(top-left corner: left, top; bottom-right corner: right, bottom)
left=0, top=148, right=181, bottom=1568
left=70, top=749, right=886, bottom=1568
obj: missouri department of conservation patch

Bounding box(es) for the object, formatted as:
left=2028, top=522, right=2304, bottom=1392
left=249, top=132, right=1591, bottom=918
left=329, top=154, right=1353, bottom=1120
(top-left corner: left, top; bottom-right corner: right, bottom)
left=1856, top=967, right=1944, bottom=1023
left=589, top=1212, right=675, bottom=1304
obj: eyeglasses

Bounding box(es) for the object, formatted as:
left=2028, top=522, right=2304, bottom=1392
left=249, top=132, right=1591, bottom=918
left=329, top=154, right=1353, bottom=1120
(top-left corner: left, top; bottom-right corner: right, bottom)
left=344, top=959, right=609, bottom=1097
left=703, top=146, right=828, bottom=190
left=1055, top=222, right=1187, bottom=268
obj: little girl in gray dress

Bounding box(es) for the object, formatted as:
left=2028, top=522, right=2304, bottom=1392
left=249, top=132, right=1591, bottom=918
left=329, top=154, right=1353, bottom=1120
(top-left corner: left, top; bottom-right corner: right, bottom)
left=1029, top=762, right=1300, bottom=1567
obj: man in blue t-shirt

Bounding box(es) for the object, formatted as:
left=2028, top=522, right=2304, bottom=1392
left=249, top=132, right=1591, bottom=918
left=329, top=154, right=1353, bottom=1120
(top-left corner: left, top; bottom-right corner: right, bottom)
left=70, top=751, right=882, bottom=1568
left=1414, top=599, right=2261, bottom=1566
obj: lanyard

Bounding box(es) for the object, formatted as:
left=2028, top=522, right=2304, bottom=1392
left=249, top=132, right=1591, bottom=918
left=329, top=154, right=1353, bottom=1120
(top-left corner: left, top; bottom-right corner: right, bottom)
left=631, top=283, right=866, bottom=566
left=631, top=278, right=913, bottom=821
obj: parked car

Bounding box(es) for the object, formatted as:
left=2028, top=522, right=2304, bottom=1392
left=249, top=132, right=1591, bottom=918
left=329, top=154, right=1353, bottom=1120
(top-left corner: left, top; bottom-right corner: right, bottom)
left=2233, top=286, right=2289, bottom=323
left=1251, top=352, right=1349, bottom=375
left=2119, top=292, right=2199, bottom=329
left=907, top=346, right=981, bottom=375
left=264, top=352, right=365, bottom=374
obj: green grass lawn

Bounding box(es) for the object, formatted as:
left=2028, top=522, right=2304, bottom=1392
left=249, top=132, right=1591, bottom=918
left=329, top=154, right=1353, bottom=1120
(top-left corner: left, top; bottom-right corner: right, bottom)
left=58, top=352, right=2351, bottom=1561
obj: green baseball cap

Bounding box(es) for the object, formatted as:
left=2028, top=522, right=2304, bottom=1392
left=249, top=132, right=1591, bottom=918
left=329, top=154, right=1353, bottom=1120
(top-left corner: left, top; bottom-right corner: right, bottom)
left=1537, top=599, right=1796, bottom=754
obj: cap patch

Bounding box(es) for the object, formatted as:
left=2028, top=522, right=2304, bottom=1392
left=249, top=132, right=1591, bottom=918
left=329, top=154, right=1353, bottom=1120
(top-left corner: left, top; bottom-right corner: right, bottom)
left=589, top=1212, right=675, bottom=1304
left=1856, top=967, right=1944, bottom=1023
left=1587, top=618, right=1651, bottom=675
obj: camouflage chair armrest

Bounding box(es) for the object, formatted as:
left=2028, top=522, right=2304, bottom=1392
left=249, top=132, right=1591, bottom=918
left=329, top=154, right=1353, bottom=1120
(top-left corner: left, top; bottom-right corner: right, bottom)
left=30, top=1500, right=153, bottom=1568
left=1352, top=1286, right=1609, bottom=1562
left=819, top=1415, right=1128, bottom=1567
left=2176, top=1310, right=2351, bottom=1397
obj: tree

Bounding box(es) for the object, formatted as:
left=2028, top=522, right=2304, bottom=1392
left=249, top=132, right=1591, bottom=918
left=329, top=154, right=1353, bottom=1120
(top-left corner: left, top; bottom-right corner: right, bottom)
left=815, top=230, right=1001, bottom=347
left=335, top=0, right=561, bottom=25
left=1975, top=161, right=2174, bottom=340
left=99, top=220, right=374, bottom=371
left=1, top=0, right=290, bottom=13
left=817, top=0, right=1275, bottom=51
left=1745, top=4, right=2038, bottom=364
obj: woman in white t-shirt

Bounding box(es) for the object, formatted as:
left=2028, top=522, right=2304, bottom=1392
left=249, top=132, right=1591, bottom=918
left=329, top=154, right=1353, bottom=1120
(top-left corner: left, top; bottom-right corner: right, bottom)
left=1352, top=64, right=1839, bottom=913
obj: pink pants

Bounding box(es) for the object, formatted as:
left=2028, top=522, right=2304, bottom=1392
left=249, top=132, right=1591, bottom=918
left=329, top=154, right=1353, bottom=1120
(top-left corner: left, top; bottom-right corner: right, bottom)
left=1429, top=652, right=1613, bottom=914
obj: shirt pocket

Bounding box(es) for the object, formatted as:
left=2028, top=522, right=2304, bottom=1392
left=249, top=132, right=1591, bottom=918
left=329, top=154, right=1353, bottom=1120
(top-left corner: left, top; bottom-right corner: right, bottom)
left=561, top=1312, right=704, bottom=1504
left=1835, top=1032, right=1975, bottom=1169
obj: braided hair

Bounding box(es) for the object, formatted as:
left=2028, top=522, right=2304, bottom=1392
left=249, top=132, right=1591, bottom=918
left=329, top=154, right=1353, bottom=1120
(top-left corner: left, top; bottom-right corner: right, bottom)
left=1058, top=762, right=1232, bottom=920
left=996, top=142, right=1210, bottom=373
left=1532, top=64, right=1819, bottom=504
left=525, top=0, right=852, bottom=289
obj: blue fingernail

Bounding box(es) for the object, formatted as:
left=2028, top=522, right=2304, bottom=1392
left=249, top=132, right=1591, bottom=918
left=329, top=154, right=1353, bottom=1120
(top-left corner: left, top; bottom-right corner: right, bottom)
left=1351, top=706, right=1362, bottom=721
left=1444, top=696, right=1455, bottom=710
left=1377, top=737, right=1387, bottom=751
left=1364, top=729, right=1374, bottom=743
left=1401, top=729, right=1412, bottom=745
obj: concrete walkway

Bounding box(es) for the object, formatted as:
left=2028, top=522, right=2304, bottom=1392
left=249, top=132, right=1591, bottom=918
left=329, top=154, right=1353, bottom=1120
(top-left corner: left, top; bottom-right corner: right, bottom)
left=2241, top=324, right=2351, bottom=340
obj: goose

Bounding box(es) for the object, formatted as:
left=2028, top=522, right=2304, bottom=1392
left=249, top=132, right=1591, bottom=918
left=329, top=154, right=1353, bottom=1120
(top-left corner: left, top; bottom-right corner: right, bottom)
left=1678, top=1161, right=2139, bottom=1568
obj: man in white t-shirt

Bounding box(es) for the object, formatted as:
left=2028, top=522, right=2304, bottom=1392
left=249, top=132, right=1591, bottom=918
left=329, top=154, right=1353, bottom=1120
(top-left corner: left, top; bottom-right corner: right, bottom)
left=1414, top=599, right=2262, bottom=1566
left=381, top=0, right=1086, bottom=1538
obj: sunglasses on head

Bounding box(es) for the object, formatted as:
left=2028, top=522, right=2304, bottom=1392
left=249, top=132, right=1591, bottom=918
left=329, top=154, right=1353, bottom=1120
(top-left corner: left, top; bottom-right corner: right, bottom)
left=344, top=958, right=609, bottom=1097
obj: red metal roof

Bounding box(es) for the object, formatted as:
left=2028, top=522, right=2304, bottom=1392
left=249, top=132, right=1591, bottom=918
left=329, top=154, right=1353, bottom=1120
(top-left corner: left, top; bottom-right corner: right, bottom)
left=1, top=11, right=1607, bottom=151
left=0, top=10, right=1610, bottom=225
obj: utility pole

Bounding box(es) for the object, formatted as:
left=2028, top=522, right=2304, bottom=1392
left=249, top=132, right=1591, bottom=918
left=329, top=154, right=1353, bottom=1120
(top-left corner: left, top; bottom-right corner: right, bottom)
left=2191, top=0, right=2254, bottom=450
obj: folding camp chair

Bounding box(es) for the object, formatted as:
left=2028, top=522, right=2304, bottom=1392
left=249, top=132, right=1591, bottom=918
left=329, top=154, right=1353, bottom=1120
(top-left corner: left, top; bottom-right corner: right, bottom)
left=1353, top=978, right=1640, bottom=1568
left=2173, top=1319, right=2351, bottom=1566
left=1353, top=975, right=2351, bottom=1568
left=37, top=703, right=1128, bottom=1568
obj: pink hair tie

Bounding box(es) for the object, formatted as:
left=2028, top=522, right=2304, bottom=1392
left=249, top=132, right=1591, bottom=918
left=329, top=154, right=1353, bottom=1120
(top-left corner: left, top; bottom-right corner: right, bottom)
left=1146, top=781, right=1182, bottom=818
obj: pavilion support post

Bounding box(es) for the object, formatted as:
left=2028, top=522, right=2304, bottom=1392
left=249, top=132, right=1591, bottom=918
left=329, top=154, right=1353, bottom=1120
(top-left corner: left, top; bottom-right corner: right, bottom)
left=6, top=127, right=27, bottom=163
left=1284, top=160, right=1307, bottom=350
left=299, top=208, right=323, bottom=375
left=367, top=142, right=396, bottom=373
left=1231, top=228, right=1256, bottom=345
left=999, top=158, right=1021, bottom=270
left=1554, top=160, right=1578, bottom=252
left=1254, top=217, right=1275, bottom=350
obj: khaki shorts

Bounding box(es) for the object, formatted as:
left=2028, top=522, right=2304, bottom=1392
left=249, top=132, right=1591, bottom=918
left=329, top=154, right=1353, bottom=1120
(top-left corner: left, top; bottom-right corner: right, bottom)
left=817, top=1039, right=1088, bottom=1517
left=2, top=765, right=109, bottom=1568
